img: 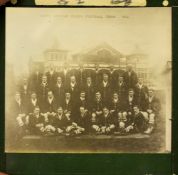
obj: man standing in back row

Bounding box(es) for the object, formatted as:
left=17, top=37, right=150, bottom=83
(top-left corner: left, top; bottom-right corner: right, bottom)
left=123, top=64, right=138, bottom=90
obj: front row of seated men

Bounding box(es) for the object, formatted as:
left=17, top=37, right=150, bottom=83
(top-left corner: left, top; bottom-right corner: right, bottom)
left=16, top=89, right=159, bottom=136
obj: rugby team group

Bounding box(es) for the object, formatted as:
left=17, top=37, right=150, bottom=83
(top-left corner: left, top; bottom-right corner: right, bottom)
left=11, top=64, right=160, bottom=137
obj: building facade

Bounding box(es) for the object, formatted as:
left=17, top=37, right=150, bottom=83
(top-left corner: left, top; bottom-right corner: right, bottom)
left=29, top=42, right=152, bottom=86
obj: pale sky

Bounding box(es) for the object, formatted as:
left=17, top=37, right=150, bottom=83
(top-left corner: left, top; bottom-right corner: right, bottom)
left=6, top=8, right=171, bottom=74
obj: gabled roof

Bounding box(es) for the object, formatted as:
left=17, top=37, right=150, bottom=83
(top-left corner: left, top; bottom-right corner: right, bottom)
left=75, top=42, right=124, bottom=57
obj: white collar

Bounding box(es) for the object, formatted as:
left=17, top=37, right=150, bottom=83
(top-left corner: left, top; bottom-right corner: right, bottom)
left=66, top=98, right=70, bottom=103
left=16, top=99, right=21, bottom=105
left=71, top=82, right=76, bottom=88
left=138, top=83, right=143, bottom=88
left=42, top=82, right=47, bottom=86
left=129, top=96, right=133, bottom=100
left=50, top=70, right=54, bottom=75
left=87, top=82, right=91, bottom=87
left=103, top=81, right=108, bottom=87
left=58, top=113, right=63, bottom=119
left=57, top=83, right=62, bottom=88
left=113, top=98, right=118, bottom=102
left=104, top=113, right=109, bottom=118
left=119, top=81, right=123, bottom=85
left=48, top=97, right=54, bottom=104
left=80, top=97, right=85, bottom=101
left=31, top=98, right=37, bottom=103
left=149, top=96, right=154, bottom=101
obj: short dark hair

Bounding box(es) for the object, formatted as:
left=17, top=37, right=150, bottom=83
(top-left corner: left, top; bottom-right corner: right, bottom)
left=133, top=105, right=139, bottom=109
left=103, top=106, right=109, bottom=110
left=57, top=106, right=63, bottom=110
left=128, top=88, right=134, bottom=92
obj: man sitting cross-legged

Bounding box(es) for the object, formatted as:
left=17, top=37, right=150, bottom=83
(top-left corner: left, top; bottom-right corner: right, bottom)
left=74, top=106, right=91, bottom=134
left=26, top=106, right=45, bottom=135
left=92, top=106, right=115, bottom=134
left=42, top=106, right=73, bottom=135
left=125, top=105, right=147, bottom=134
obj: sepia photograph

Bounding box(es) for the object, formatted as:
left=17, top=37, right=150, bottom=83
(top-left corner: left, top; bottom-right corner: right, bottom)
left=5, top=7, right=172, bottom=153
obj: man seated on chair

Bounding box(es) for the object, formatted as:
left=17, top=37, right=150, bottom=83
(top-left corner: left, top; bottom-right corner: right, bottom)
left=92, top=106, right=115, bottom=134
left=144, top=88, right=161, bottom=134
left=27, top=92, right=40, bottom=114
left=123, top=88, right=137, bottom=127
left=125, top=105, right=147, bottom=134
left=14, top=92, right=27, bottom=137
left=92, top=91, right=103, bottom=117
left=109, top=92, right=121, bottom=118
left=42, top=90, right=57, bottom=125
left=26, top=106, right=45, bottom=135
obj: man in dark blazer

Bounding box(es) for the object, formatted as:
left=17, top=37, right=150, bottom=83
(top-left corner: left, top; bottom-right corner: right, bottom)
left=12, top=92, right=26, bottom=119
left=123, top=64, right=138, bottom=90
left=123, top=88, right=137, bottom=126
left=94, top=64, right=102, bottom=88
left=44, top=91, right=57, bottom=113
left=91, top=91, right=103, bottom=128
left=77, top=91, right=88, bottom=110
left=29, top=64, right=42, bottom=93
left=82, top=69, right=95, bottom=87
left=44, top=106, right=73, bottom=135
left=53, top=76, right=65, bottom=107
left=62, top=63, right=71, bottom=85
left=42, top=91, right=57, bottom=126
left=62, top=92, right=73, bottom=116
left=109, top=92, right=122, bottom=118
left=27, top=92, right=40, bottom=114
left=115, top=75, right=127, bottom=102
left=92, top=106, right=115, bottom=134
left=27, top=106, right=45, bottom=135
left=7, top=92, right=26, bottom=139
left=134, top=77, right=148, bottom=111
left=99, top=73, right=112, bottom=106
left=125, top=105, right=147, bottom=133
left=83, top=76, right=95, bottom=111
left=67, top=75, right=80, bottom=102
left=46, top=65, right=58, bottom=90
left=144, top=88, right=160, bottom=134
left=37, top=75, right=49, bottom=110
left=75, top=106, right=91, bottom=134
left=67, top=68, right=81, bottom=87
left=19, top=77, right=31, bottom=105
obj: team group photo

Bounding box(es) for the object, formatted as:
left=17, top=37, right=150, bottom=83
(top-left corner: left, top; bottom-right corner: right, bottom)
left=11, top=63, right=160, bottom=137
left=5, top=8, right=171, bottom=153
